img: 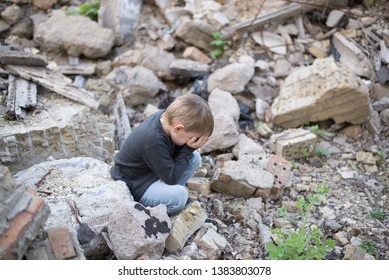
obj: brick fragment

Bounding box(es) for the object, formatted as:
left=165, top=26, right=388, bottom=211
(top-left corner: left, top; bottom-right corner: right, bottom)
left=47, top=227, right=76, bottom=260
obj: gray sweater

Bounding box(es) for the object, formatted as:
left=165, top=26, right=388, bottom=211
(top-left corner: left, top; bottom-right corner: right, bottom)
left=110, top=110, right=195, bottom=201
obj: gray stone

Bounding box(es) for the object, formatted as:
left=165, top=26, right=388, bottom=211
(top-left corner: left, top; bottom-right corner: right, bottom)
left=326, top=10, right=345, bottom=28
left=232, top=134, right=265, bottom=160
left=0, top=94, right=115, bottom=174
left=141, top=46, right=175, bottom=80
left=380, top=108, right=389, bottom=125
left=211, top=160, right=274, bottom=198
left=200, top=89, right=240, bottom=153
left=99, top=0, right=142, bottom=45
left=194, top=227, right=229, bottom=260
left=108, top=202, right=171, bottom=260
left=170, top=59, right=210, bottom=78
left=105, top=65, right=167, bottom=106
left=175, top=20, right=216, bottom=52
left=34, top=10, right=115, bottom=58
left=208, top=63, right=255, bottom=94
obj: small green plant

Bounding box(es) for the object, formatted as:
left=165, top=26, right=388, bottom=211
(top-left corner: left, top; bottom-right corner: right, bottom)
left=360, top=239, right=376, bottom=256
left=0, top=94, right=6, bottom=105
left=66, top=1, right=100, bottom=21
left=370, top=208, right=388, bottom=221
left=313, top=146, right=331, bottom=158
left=299, top=147, right=310, bottom=159
left=210, top=31, right=227, bottom=59
left=265, top=183, right=335, bottom=260
left=375, top=149, right=385, bottom=166
left=289, top=161, right=299, bottom=170
left=307, top=125, right=333, bottom=138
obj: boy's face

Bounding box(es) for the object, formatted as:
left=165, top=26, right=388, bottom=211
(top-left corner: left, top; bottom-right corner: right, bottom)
left=171, top=124, right=207, bottom=147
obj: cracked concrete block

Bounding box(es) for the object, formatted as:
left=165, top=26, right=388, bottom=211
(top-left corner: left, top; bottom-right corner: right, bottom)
left=271, top=57, right=370, bottom=128
left=269, top=128, right=317, bottom=160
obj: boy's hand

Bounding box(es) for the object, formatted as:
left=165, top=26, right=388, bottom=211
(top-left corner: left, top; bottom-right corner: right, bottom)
left=186, top=135, right=208, bottom=149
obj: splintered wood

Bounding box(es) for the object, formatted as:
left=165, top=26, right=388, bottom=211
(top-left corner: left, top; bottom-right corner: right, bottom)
left=5, top=75, right=37, bottom=120
left=112, top=91, right=131, bottom=149
left=0, top=50, right=48, bottom=67
left=5, top=65, right=100, bottom=110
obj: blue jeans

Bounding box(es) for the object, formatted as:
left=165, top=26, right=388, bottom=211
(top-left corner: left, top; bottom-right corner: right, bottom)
left=139, top=151, right=201, bottom=215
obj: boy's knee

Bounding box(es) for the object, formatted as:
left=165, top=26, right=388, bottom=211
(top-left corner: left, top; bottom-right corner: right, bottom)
left=166, top=186, right=188, bottom=215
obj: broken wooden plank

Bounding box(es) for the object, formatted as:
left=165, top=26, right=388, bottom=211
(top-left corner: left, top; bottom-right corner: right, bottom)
left=4, top=65, right=100, bottom=110
left=6, top=74, right=37, bottom=120
left=0, top=50, right=48, bottom=67
left=112, top=91, right=131, bottom=148
left=221, top=0, right=326, bottom=39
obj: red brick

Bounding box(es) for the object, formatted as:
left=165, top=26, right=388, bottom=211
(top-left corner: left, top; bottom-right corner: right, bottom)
left=47, top=227, right=76, bottom=260
left=0, top=211, right=34, bottom=259
left=25, top=192, right=45, bottom=215
left=183, top=47, right=211, bottom=64
left=265, top=154, right=292, bottom=198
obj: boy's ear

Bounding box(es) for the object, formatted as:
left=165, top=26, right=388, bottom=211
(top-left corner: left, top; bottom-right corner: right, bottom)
left=172, top=124, right=184, bottom=133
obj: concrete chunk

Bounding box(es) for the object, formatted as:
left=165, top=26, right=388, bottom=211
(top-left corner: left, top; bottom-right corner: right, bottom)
left=165, top=201, right=207, bottom=254
left=269, top=128, right=318, bottom=159
left=271, top=57, right=370, bottom=128
left=332, top=32, right=373, bottom=78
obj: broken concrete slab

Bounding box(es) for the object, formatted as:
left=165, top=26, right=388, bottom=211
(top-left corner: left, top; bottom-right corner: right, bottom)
left=211, top=159, right=274, bottom=199
left=271, top=57, right=370, bottom=128
left=0, top=94, right=115, bottom=173
left=13, top=157, right=133, bottom=258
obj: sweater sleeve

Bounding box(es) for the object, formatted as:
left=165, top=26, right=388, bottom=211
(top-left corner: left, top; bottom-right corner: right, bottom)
left=142, top=141, right=195, bottom=185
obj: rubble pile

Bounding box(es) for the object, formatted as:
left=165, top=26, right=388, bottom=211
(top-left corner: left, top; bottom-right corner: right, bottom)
left=0, top=0, right=388, bottom=260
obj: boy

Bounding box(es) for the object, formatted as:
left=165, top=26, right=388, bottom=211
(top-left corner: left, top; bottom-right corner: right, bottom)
left=110, top=94, right=214, bottom=215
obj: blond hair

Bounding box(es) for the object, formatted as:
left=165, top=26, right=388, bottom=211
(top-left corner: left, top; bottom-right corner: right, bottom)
left=164, top=94, right=214, bottom=136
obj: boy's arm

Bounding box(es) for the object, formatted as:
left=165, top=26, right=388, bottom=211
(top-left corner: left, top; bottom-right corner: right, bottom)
left=142, top=143, right=195, bottom=185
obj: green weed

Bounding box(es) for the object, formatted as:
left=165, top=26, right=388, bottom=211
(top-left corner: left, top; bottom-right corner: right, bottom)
left=313, top=146, right=331, bottom=158
left=66, top=1, right=100, bottom=21
left=307, top=125, right=333, bottom=138
left=360, top=239, right=376, bottom=256
left=210, top=31, right=227, bottom=59
left=265, top=183, right=335, bottom=260
left=375, top=149, right=385, bottom=167
left=370, top=208, right=387, bottom=221
left=299, top=147, right=310, bottom=159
